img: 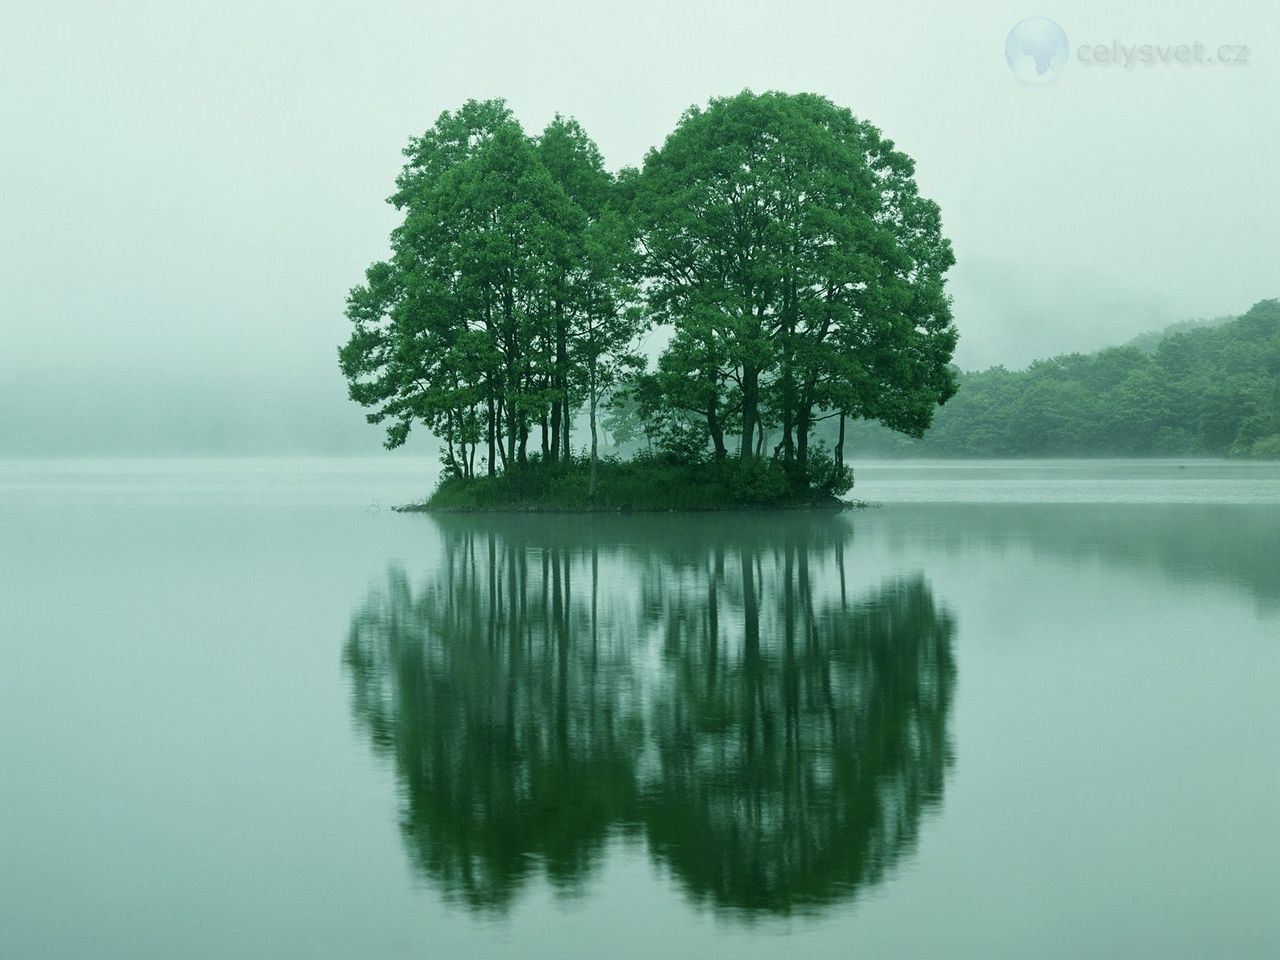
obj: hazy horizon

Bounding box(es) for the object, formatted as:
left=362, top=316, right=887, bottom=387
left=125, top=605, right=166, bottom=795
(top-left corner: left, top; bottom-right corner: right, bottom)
left=3, top=0, right=1276, bottom=455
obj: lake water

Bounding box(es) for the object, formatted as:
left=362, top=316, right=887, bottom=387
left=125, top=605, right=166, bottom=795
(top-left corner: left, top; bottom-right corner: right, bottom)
left=2, top=459, right=1277, bottom=959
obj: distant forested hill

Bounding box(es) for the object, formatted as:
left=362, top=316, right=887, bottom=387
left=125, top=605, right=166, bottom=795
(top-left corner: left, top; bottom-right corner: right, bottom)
left=1122, top=315, right=1234, bottom=355
left=833, top=298, right=1280, bottom=459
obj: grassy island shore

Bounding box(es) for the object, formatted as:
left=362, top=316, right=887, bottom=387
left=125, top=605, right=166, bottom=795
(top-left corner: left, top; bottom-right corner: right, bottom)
left=400, top=454, right=856, bottom=513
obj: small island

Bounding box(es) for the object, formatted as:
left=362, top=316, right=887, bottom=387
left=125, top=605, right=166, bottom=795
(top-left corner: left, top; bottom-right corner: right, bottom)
left=403, top=454, right=856, bottom=513
left=340, top=92, right=958, bottom=510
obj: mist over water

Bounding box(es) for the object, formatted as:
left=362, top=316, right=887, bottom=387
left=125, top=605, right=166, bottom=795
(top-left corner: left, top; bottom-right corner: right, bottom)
left=2, top=1, right=1276, bottom=456
left=2, top=0, right=1278, bottom=954
left=1, top=460, right=1277, bottom=958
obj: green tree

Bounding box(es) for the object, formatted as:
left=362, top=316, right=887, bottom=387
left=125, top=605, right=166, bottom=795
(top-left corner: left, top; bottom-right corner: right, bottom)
left=341, top=101, right=587, bottom=475
left=633, top=90, right=957, bottom=469
left=575, top=207, right=644, bottom=495
left=538, top=117, right=645, bottom=494
left=536, top=115, right=613, bottom=461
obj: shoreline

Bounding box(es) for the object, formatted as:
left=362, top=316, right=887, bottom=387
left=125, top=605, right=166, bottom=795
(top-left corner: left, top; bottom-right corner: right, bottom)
left=396, top=499, right=874, bottom=514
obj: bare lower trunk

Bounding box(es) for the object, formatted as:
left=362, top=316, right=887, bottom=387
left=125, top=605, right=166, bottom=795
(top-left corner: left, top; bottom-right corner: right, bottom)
left=797, top=404, right=810, bottom=469
left=562, top=395, right=571, bottom=461
left=445, top=410, right=458, bottom=475
left=554, top=302, right=567, bottom=463
left=503, top=397, right=516, bottom=469
left=588, top=372, right=599, bottom=499
left=740, top=364, right=759, bottom=461
left=496, top=399, right=508, bottom=471
left=707, top=399, right=726, bottom=459
left=486, top=392, right=497, bottom=477
left=550, top=394, right=561, bottom=463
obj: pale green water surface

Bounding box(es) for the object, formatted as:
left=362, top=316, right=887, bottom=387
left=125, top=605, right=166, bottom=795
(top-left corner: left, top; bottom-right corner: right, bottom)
left=2, top=459, right=1277, bottom=959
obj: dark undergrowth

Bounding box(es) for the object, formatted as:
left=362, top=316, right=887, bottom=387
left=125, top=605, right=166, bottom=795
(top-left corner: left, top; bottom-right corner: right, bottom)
left=402, top=452, right=855, bottom=512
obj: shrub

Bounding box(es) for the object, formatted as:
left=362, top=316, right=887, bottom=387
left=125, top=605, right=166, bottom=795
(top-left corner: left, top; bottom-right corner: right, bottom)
left=419, top=450, right=852, bottom=511
left=723, top=457, right=790, bottom=505
left=1245, top=434, right=1280, bottom=460
left=782, top=442, right=854, bottom=499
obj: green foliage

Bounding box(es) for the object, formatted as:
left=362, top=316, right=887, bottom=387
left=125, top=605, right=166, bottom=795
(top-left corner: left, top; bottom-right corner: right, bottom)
left=340, top=96, right=1277, bottom=482
left=339, top=100, right=644, bottom=480
left=342, top=91, right=958, bottom=505
left=631, top=90, right=957, bottom=466
left=798, top=441, right=856, bottom=498
left=419, top=453, right=851, bottom=512
left=1243, top=434, right=1280, bottom=459
left=723, top=456, right=790, bottom=505
left=1124, top=315, right=1234, bottom=354
left=828, top=299, right=1280, bottom=458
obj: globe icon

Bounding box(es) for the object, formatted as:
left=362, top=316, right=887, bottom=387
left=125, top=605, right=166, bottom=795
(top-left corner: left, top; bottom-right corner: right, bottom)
left=1005, top=18, right=1069, bottom=83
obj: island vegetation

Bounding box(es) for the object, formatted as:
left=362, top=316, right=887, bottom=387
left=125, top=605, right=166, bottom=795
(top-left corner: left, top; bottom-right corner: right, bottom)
left=339, top=91, right=958, bottom=509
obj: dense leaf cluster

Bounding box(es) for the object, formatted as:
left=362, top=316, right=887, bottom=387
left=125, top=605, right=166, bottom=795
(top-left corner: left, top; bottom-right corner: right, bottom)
left=340, top=92, right=959, bottom=496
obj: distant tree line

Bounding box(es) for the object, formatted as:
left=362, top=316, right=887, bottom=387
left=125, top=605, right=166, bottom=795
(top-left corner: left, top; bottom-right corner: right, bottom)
left=831, top=299, right=1280, bottom=459
left=339, top=91, right=958, bottom=495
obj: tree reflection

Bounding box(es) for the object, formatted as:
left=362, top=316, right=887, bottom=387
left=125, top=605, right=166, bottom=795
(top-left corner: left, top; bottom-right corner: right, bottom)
left=344, top=517, right=956, bottom=917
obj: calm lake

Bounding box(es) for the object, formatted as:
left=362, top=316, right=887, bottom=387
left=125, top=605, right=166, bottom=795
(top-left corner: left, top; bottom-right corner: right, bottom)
left=2, top=459, right=1277, bottom=959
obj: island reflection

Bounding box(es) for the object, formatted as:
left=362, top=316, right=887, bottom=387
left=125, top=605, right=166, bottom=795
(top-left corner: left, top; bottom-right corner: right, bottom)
left=344, top=515, right=956, bottom=918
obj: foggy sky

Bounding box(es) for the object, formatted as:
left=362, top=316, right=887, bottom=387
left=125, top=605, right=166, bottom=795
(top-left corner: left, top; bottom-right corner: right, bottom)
left=1, top=0, right=1277, bottom=453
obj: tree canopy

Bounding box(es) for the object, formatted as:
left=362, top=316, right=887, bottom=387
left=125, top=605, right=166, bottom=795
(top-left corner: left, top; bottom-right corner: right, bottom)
left=340, top=92, right=959, bottom=500
left=631, top=91, right=956, bottom=470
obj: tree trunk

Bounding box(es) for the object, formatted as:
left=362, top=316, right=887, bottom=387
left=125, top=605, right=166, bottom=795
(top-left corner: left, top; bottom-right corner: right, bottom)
left=781, top=368, right=794, bottom=464
left=740, top=364, right=759, bottom=461
left=780, top=278, right=797, bottom=463
left=707, top=398, right=727, bottom=459
left=589, top=376, right=599, bottom=500
left=835, top=410, right=846, bottom=466
left=445, top=410, right=457, bottom=474
left=501, top=282, right=518, bottom=470
left=550, top=392, right=561, bottom=463
left=797, top=380, right=817, bottom=470
left=484, top=295, right=496, bottom=477
left=494, top=396, right=504, bottom=471
left=505, top=400, right=517, bottom=468
left=797, top=402, right=811, bottom=470
left=562, top=395, right=571, bottom=461
left=487, top=394, right=496, bottom=477
left=554, top=301, right=568, bottom=463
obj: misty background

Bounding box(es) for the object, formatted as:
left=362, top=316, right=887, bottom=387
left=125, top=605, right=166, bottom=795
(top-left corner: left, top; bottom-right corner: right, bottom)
left=1, top=0, right=1276, bottom=455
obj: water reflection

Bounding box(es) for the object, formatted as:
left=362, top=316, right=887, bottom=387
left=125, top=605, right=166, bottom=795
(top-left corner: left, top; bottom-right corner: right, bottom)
left=875, top=504, right=1280, bottom=610
left=344, top=516, right=956, bottom=917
